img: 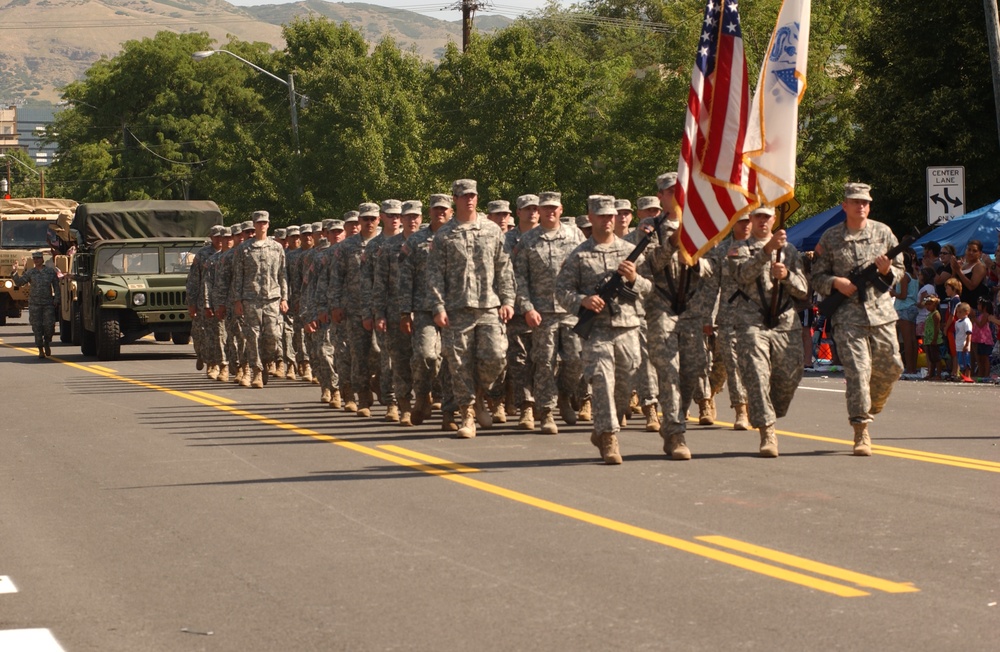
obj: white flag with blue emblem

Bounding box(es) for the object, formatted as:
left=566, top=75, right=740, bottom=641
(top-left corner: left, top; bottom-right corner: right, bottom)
left=743, top=0, right=810, bottom=210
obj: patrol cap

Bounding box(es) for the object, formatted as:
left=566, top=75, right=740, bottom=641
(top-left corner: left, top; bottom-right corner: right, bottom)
left=401, top=200, right=423, bottom=215
left=252, top=210, right=270, bottom=223
left=381, top=199, right=403, bottom=215
left=311, top=221, right=323, bottom=233
left=322, top=219, right=337, bottom=231
left=429, top=194, right=452, bottom=209
left=656, top=172, right=678, bottom=191
left=844, top=182, right=873, bottom=201
left=487, top=200, right=511, bottom=214
left=231, top=223, right=244, bottom=235
left=358, top=202, right=380, bottom=218
left=637, top=196, right=661, bottom=211
left=588, top=195, right=617, bottom=215
left=285, top=225, right=300, bottom=236
left=576, top=214, right=592, bottom=229
left=343, top=210, right=359, bottom=222
left=241, top=220, right=254, bottom=231
left=615, top=199, right=633, bottom=212
left=299, top=223, right=313, bottom=234
left=210, top=224, right=225, bottom=237
left=560, top=214, right=573, bottom=225
left=516, top=194, right=540, bottom=209
left=452, top=179, right=477, bottom=196
left=273, top=227, right=286, bottom=238
left=221, top=226, right=233, bottom=236
left=539, top=191, right=561, bottom=207
left=329, top=219, right=345, bottom=231
left=750, top=205, right=775, bottom=218
left=31, top=250, right=44, bottom=259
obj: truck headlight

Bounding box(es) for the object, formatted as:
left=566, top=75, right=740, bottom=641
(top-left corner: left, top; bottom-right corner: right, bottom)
left=2, top=280, right=11, bottom=289
left=133, top=293, right=146, bottom=306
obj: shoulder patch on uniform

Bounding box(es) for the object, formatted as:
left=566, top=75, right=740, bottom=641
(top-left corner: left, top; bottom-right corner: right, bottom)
left=727, top=246, right=741, bottom=258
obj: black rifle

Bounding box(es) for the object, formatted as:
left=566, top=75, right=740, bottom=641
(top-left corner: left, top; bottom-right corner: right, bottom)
left=816, top=229, right=923, bottom=318
left=573, top=217, right=662, bottom=340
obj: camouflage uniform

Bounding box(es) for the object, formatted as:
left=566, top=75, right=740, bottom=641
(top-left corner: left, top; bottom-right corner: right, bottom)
left=232, top=235, right=287, bottom=371
left=709, top=235, right=747, bottom=409
left=373, top=231, right=412, bottom=402
left=12, top=262, right=59, bottom=351
left=185, top=240, right=217, bottom=363
left=331, top=233, right=378, bottom=408
left=286, top=242, right=310, bottom=367
left=513, top=222, right=585, bottom=415
left=213, top=244, right=243, bottom=376
left=729, top=236, right=808, bottom=428
left=556, top=236, right=651, bottom=438
left=811, top=219, right=904, bottom=424
left=625, top=224, right=661, bottom=410
left=361, top=232, right=395, bottom=406
left=301, top=238, right=336, bottom=393
left=428, top=216, right=515, bottom=406
left=637, top=218, right=718, bottom=454
left=504, top=226, right=535, bottom=409
left=201, top=247, right=227, bottom=369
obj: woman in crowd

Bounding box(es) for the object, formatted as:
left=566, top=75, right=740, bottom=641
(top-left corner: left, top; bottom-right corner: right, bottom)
left=891, top=250, right=919, bottom=375
left=950, top=239, right=988, bottom=306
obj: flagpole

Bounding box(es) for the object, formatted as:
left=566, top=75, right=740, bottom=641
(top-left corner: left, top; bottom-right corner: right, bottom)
left=985, top=0, right=1000, bottom=150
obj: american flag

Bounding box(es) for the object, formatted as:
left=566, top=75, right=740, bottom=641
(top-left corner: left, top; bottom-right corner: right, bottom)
left=675, top=0, right=754, bottom=262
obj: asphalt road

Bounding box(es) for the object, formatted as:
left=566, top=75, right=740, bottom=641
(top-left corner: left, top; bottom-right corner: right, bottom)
left=1, top=317, right=998, bottom=651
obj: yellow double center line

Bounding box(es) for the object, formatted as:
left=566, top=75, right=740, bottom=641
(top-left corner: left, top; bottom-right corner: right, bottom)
left=7, top=344, right=930, bottom=598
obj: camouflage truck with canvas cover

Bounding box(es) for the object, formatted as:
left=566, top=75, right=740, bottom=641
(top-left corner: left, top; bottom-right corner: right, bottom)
left=0, top=198, right=79, bottom=326
left=64, top=200, right=222, bottom=360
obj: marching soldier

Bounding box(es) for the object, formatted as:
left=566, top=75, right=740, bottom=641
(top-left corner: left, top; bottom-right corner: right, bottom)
left=506, top=194, right=541, bottom=429
left=186, top=225, right=223, bottom=372
left=201, top=226, right=232, bottom=379
left=11, top=251, right=60, bottom=358
left=279, top=225, right=300, bottom=379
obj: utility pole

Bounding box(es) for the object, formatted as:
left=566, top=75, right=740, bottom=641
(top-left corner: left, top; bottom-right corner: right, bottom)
left=451, top=0, right=491, bottom=52
left=987, top=0, right=1000, bottom=150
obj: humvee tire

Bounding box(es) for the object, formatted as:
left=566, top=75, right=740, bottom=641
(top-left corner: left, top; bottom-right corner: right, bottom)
left=154, top=332, right=171, bottom=342
left=81, top=328, right=97, bottom=356
left=60, top=318, right=72, bottom=343
left=96, top=310, right=122, bottom=361
left=171, top=332, right=191, bottom=345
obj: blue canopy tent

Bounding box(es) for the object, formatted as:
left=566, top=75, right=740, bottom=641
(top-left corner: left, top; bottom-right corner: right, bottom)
left=912, top=198, right=1000, bottom=256
left=786, top=205, right=845, bottom=251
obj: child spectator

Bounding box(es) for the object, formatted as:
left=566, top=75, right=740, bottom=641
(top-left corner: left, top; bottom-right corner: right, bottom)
left=953, top=302, right=973, bottom=381
left=915, top=266, right=937, bottom=334
left=971, top=298, right=995, bottom=379
left=943, top=277, right=963, bottom=378
left=922, top=295, right=944, bottom=380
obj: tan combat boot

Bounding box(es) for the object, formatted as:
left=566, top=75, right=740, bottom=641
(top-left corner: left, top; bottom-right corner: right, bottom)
left=342, top=384, right=356, bottom=412
left=301, top=363, right=313, bottom=383
left=250, top=368, right=264, bottom=389
left=399, top=398, right=412, bottom=426
left=698, top=398, right=716, bottom=425
left=664, top=433, right=692, bottom=460
left=759, top=424, right=779, bottom=458
left=329, top=388, right=342, bottom=409
left=196, top=358, right=204, bottom=371
left=239, top=367, right=252, bottom=387
left=629, top=391, right=641, bottom=415
left=733, top=404, right=750, bottom=431
left=411, top=393, right=429, bottom=426
left=852, top=422, right=872, bottom=456
left=267, top=361, right=276, bottom=376
left=518, top=403, right=535, bottom=430
left=357, top=389, right=373, bottom=418
left=235, top=365, right=245, bottom=385
left=206, top=364, right=219, bottom=380
left=385, top=403, right=400, bottom=423
left=441, top=410, right=458, bottom=432
left=275, top=360, right=285, bottom=379
left=217, top=366, right=230, bottom=383
left=321, top=387, right=332, bottom=403
left=643, top=404, right=660, bottom=432
left=456, top=404, right=477, bottom=439
left=600, top=432, right=623, bottom=464
left=285, top=363, right=298, bottom=380
left=492, top=401, right=507, bottom=424
left=577, top=398, right=592, bottom=422
left=474, top=393, right=493, bottom=429
left=540, top=410, right=559, bottom=435
left=558, top=395, right=578, bottom=425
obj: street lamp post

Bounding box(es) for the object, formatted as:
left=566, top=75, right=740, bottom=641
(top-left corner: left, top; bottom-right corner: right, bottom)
left=0, top=154, right=44, bottom=198
left=192, top=49, right=305, bottom=155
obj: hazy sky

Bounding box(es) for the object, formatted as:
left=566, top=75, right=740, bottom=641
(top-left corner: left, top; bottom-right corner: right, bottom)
left=225, top=0, right=561, bottom=23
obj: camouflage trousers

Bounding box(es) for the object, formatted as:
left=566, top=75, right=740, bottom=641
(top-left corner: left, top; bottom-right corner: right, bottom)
left=332, top=322, right=351, bottom=388
left=386, top=324, right=413, bottom=401
left=832, top=321, right=902, bottom=424
left=507, top=317, right=534, bottom=406
left=713, top=326, right=747, bottom=408
left=280, top=312, right=295, bottom=365
left=306, top=324, right=336, bottom=390
left=635, top=322, right=659, bottom=406
left=243, top=298, right=281, bottom=371
left=224, top=313, right=244, bottom=373
left=647, top=313, right=711, bottom=438
left=441, top=308, right=507, bottom=407
left=531, top=315, right=583, bottom=412
left=345, top=318, right=374, bottom=406
left=411, top=312, right=454, bottom=410
left=191, top=314, right=211, bottom=361
left=374, top=329, right=395, bottom=406
left=293, top=318, right=306, bottom=365
left=28, top=302, right=56, bottom=347
left=735, top=326, right=802, bottom=428
left=202, top=313, right=225, bottom=366
left=582, top=324, right=641, bottom=436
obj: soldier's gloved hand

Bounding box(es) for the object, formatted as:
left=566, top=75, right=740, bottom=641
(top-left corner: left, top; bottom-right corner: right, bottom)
left=400, top=314, right=413, bottom=335
left=363, top=317, right=374, bottom=332
left=525, top=310, right=542, bottom=328
left=499, top=305, right=514, bottom=324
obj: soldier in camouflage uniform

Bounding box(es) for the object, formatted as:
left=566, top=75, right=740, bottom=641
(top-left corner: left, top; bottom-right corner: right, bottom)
left=728, top=206, right=809, bottom=456
left=11, top=251, right=60, bottom=358
left=708, top=212, right=751, bottom=430
left=231, top=211, right=289, bottom=388
left=556, top=195, right=652, bottom=464
left=505, top=194, right=540, bottom=429
left=301, top=220, right=335, bottom=402
left=428, top=179, right=516, bottom=439
left=201, top=226, right=232, bottom=378
left=513, top=191, right=585, bottom=434
left=485, top=199, right=515, bottom=423
left=400, top=194, right=455, bottom=429
left=227, top=221, right=256, bottom=383
left=275, top=226, right=297, bottom=379
left=287, top=223, right=313, bottom=380
left=212, top=223, right=243, bottom=382
left=362, top=200, right=404, bottom=420
left=331, top=202, right=381, bottom=417
left=373, top=201, right=422, bottom=425
left=331, top=213, right=358, bottom=406
left=186, top=225, right=223, bottom=373
left=811, top=182, right=904, bottom=456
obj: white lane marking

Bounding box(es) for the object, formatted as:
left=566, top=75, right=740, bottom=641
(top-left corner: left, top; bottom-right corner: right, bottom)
left=0, top=576, right=17, bottom=593
left=0, top=629, right=66, bottom=651
left=798, top=386, right=846, bottom=393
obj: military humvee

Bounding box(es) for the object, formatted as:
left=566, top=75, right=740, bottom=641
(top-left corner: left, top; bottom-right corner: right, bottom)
left=63, top=200, right=222, bottom=360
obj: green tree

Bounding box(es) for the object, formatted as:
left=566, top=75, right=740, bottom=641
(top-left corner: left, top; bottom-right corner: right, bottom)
left=1, top=149, right=46, bottom=199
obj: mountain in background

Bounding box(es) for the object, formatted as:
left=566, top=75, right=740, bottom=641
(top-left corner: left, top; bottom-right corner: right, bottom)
left=0, top=0, right=513, bottom=106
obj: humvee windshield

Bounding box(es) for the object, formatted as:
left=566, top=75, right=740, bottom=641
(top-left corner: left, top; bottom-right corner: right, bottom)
left=1, top=219, right=56, bottom=249
left=96, top=244, right=198, bottom=275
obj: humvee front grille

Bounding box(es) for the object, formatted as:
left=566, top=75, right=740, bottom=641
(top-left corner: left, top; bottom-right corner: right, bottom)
left=147, top=290, right=187, bottom=308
